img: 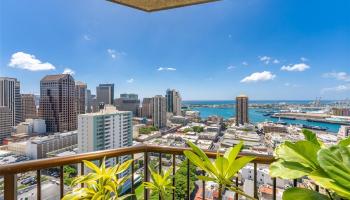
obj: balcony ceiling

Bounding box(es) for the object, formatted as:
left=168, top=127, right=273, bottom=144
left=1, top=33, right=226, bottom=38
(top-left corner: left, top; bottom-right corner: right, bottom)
left=107, top=0, right=220, bottom=12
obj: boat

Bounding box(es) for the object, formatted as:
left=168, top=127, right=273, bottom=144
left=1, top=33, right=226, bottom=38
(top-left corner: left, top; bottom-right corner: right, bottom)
left=302, top=124, right=328, bottom=131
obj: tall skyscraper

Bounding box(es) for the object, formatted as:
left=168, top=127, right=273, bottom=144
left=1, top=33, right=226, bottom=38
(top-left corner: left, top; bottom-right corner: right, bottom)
left=0, top=77, right=22, bottom=126
left=152, top=95, right=167, bottom=128
left=39, top=74, right=77, bottom=133
left=78, top=105, right=132, bottom=167
left=141, top=98, right=153, bottom=118
left=0, top=106, right=12, bottom=144
left=75, top=81, right=87, bottom=114
left=86, top=89, right=93, bottom=113
left=165, top=89, right=182, bottom=115
left=21, top=94, right=37, bottom=120
left=96, top=84, right=114, bottom=105
left=236, top=95, right=249, bottom=126
left=114, top=93, right=140, bottom=116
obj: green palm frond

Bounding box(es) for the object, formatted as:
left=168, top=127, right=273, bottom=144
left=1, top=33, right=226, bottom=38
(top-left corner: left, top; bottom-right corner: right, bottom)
left=184, top=140, right=256, bottom=200
left=62, top=156, right=134, bottom=200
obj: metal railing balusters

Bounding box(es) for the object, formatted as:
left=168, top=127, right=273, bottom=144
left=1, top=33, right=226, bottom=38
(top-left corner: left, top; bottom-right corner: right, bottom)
left=187, top=159, right=190, bottom=200
left=158, top=153, right=162, bottom=200
left=80, top=162, right=84, bottom=188
left=60, top=166, right=64, bottom=199
left=172, top=154, right=176, bottom=200
left=235, top=176, right=239, bottom=200
left=273, top=177, right=277, bottom=200
left=202, top=171, right=205, bottom=200
left=131, top=154, right=135, bottom=198
left=37, top=170, right=41, bottom=200
left=4, top=174, right=16, bottom=200
left=144, top=152, right=149, bottom=200
left=254, top=163, right=258, bottom=198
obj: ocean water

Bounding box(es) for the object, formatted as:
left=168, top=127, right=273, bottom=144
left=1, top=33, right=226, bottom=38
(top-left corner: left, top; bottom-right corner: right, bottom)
left=183, top=100, right=341, bottom=133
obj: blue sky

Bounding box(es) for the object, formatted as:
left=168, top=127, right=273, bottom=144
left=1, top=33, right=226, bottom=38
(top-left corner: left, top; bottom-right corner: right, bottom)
left=1, top=0, right=350, bottom=100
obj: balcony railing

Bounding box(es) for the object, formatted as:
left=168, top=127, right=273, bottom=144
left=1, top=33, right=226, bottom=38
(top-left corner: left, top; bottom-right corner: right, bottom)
left=0, top=144, right=281, bottom=200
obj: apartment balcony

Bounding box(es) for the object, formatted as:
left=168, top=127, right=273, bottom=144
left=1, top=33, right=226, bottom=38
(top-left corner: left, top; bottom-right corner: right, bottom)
left=0, top=144, right=306, bottom=200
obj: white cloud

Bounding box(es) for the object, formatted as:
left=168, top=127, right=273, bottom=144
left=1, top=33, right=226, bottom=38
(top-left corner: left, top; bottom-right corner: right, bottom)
left=322, top=84, right=350, bottom=93
left=62, top=68, right=75, bottom=75
left=273, top=59, right=280, bottom=64
left=259, top=56, right=271, bottom=64
left=83, top=34, right=91, bottom=41
left=284, top=82, right=299, bottom=87
left=126, top=78, right=134, bottom=83
left=281, top=63, right=310, bottom=72
left=227, top=65, right=235, bottom=70
left=323, top=72, right=350, bottom=82
left=242, top=61, right=248, bottom=66
left=107, top=49, right=126, bottom=59
left=157, top=67, right=176, bottom=71
left=300, top=57, right=308, bottom=62
left=240, top=71, right=276, bottom=83
left=8, top=52, right=56, bottom=71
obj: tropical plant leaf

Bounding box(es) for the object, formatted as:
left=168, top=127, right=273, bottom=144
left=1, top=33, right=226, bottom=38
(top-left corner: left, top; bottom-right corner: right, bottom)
left=338, top=137, right=350, bottom=147
left=117, top=159, right=133, bottom=174
left=269, top=159, right=313, bottom=179
left=83, top=160, right=101, bottom=174
left=197, top=175, right=216, bottom=182
left=224, top=141, right=243, bottom=161
left=226, top=156, right=255, bottom=179
left=302, top=129, right=321, bottom=146
left=317, top=148, right=350, bottom=197
left=274, top=141, right=320, bottom=169
left=282, top=187, right=329, bottom=200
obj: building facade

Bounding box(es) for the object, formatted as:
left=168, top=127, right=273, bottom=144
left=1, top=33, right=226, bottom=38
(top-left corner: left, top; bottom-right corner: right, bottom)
left=78, top=105, right=132, bottom=167
left=332, top=108, right=350, bottom=116
left=152, top=95, right=167, bottom=128
left=96, top=83, right=114, bottom=105
left=114, top=93, right=140, bottom=116
left=236, top=95, right=249, bottom=126
left=26, top=131, right=77, bottom=159
left=338, top=125, right=350, bottom=139
left=0, top=106, right=12, bottom=144
left=0, top=77, right=22, bottom=126
left=75, top=81, right=87, bottom=114
left=39, top=74, right=77, bottom=133
left=21, top=94, right=37, bottom=120
left=141, top=98, right=153, bottom=118
left=165, top=89, right=182, bottom=116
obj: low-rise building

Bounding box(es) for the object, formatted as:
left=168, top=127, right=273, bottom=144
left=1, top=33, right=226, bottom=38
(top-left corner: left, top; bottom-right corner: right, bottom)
left=26, top=131, right=77, bottom=159
left=135, top=131, right=161, bottom=142
left=338, top=125, right=350, bottom=139
left=258, top=122, right=287, bottom=133
left=169, top=115, right=189, bottom=125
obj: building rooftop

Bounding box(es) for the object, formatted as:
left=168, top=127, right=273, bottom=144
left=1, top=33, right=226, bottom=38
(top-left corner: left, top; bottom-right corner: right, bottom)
left=41, top=74, right=70, bottom=81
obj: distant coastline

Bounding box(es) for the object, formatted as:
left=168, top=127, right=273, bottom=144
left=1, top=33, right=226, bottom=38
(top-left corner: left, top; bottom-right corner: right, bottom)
left=183, top=100, right=342, bottom=133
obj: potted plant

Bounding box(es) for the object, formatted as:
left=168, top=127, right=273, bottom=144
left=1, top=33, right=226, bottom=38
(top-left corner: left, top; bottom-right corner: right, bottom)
left=143, top=166, right=174, bottom=199
left=184, top=140, right=256, bottom=200
left=62, top=157, right=134, bottom=200
left=270, top=129, right=350, bottom=200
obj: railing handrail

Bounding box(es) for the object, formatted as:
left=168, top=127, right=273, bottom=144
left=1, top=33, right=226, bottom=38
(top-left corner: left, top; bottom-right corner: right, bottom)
left=0, top=144, right=275, bottom=175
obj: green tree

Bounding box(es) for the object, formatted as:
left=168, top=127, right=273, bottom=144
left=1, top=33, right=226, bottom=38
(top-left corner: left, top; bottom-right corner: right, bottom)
left=192, top=126, right=204, bottom=133
left=63, top=165, right=77, bottom=186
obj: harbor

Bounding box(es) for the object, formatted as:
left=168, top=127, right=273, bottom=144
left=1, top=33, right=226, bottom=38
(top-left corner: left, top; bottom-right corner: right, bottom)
left=183, top=100, right=350, bottom=133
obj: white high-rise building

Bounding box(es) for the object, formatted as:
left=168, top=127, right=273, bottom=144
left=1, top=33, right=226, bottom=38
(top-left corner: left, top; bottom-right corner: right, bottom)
left=78, top=105, right=132, bottom=168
